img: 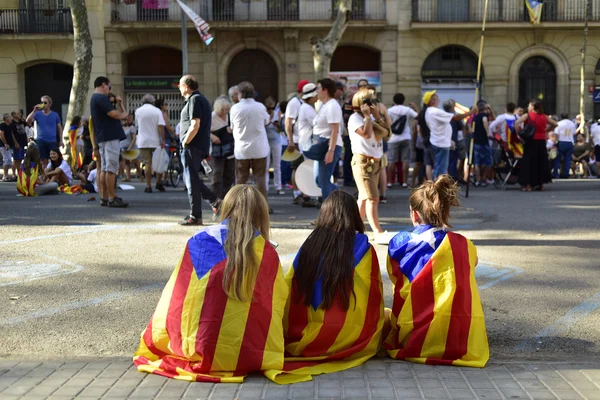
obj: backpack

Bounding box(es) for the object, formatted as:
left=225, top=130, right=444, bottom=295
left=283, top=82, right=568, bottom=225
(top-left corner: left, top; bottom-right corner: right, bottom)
left=417, top=109, right=431, bottom=147
left=391, top=114, right=407, bottom=136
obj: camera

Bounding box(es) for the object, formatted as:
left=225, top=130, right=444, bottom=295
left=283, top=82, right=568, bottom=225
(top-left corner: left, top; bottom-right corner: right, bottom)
left=362, top=98, right=373, bottom=106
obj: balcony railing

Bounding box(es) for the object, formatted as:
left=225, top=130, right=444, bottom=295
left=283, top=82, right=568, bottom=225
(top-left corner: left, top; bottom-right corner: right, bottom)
left=111, top=0, right=385, bottom=23
left=0, top=8, right=73, bottom=34
left=412, top=0, right=600, bottom=23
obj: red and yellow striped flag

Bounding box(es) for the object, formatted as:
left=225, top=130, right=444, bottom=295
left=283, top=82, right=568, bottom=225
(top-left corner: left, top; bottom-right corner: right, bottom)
left=264, top=234, right=384, bottom=384
left=68, top=126, right=77, bottom=169
left=17, top=164, right=39, bottom=197
left=384, top=232, right=489, bottom=368
left=134, top=224, right=289, bottom=382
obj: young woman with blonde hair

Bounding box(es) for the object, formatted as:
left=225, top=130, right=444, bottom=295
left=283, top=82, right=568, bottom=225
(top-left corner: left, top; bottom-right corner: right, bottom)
left=135, top=185, right=288, bottom=382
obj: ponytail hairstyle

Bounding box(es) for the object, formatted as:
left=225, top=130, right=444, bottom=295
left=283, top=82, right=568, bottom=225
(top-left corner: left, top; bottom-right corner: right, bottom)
left=219, top=184, right=271, bottom=302
left=23, top=145, right=40, bottom=176
left=409, top=175, right=460, bottom=229
left=294, top=190, right=364, bottom=311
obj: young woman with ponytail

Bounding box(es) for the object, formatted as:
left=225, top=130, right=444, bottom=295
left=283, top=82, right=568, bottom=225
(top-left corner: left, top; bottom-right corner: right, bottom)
left=383, top=175, right=489, bottom=368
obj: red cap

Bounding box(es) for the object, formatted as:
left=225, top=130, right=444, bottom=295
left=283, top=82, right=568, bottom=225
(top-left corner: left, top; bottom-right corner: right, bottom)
left=297, top=79, right=310, bottom=93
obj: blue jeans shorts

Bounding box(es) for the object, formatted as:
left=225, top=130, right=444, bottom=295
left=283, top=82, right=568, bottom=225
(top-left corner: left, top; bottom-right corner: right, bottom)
left=474, top=144, right=492, bottom=167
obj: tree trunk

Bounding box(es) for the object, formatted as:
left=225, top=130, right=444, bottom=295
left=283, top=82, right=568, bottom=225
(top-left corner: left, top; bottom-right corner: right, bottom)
left=577, top=0, right=590, bottom=137
left=311, top=0, right=352, bottom=82
left=62, top=0, right=93, bottom=166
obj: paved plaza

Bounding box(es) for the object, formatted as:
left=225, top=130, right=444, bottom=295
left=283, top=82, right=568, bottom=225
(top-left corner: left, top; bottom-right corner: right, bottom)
left=1, top=179, right=599, bottom=399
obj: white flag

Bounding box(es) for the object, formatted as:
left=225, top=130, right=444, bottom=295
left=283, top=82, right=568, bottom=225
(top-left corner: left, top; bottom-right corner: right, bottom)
left=175, top=0, right=214, bottom=46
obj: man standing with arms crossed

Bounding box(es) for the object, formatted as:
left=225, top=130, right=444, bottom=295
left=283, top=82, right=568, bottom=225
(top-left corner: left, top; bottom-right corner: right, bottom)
left=178, top=74, right=220, bottom=226
left=90, top=76, right=129, bottom=208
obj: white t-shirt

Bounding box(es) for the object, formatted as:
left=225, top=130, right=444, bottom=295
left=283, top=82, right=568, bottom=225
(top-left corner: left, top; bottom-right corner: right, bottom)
left=425, top=107, right=454, bottom=148
left=555, top=119, right=577, bottom=144
left=489, top=113, right=517, bottom=142
left=229, top=98, right=270, bottom=160
left=348, top=113, right=383, bottom=158
left=47, top=159, right=73, bottom=185
left=387, top=105, right=418, bottom=143
left=285, top=96, right=303, bottom=144
left=591, top=123, right=600, bottom=147
left=312, top=99, right=343, bottom=147
left=88, top=168, right=98, bottom=193
left=298, top=102, right=317, bottom=151
left=135, top=103, right=166, bottom=149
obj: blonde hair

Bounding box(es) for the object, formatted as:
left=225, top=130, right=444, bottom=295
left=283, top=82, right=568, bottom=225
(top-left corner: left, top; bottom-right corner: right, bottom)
left=220, top=185, right=271, bottom=302
left=409, top=175, right=460, bottom=229
left=351, top=88, right=376, bottom=109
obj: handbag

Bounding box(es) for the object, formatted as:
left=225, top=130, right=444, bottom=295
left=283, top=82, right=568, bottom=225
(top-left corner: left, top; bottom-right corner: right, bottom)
left=210, top=126, right=234, bottom=158
left=519, top=113, right=536, bottom=141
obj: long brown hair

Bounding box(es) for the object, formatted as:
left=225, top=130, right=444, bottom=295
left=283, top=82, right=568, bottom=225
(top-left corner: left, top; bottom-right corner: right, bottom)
left=294, top=190, right=364, bottom=311
left=23, top=146, right=40, bottom=176
left=409, top=175, right=460, bottom=229
left=220, top=185, right=271, bottom=302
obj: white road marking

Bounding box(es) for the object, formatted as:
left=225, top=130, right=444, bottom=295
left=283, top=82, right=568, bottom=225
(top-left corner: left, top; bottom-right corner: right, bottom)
left=0, top=225, right=122, bottom=245
left=0, top=253, right=84, bottom=287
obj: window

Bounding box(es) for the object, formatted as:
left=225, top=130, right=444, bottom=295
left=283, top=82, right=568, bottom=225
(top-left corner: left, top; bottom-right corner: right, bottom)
left=422, top=46, right=481, bottom=80
left=518, top=57, right=556, bottom=114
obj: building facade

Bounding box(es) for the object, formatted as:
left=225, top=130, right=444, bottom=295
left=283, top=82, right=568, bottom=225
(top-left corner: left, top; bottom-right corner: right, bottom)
left=1, top=0, right=599, bottom=121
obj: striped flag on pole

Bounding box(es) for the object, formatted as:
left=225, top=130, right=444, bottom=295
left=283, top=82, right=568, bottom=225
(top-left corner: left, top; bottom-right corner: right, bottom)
left=526, top=0, right=543, bottom=24
left=175, top=0, right=214, bottom=45
left=384, top=231, right=489, bottom=368
left=134, top=224, right=288, bottom=382
left=264, top=234, right=384, bottom=384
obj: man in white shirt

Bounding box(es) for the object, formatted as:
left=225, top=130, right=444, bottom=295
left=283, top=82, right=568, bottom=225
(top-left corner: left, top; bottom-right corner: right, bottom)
left=553, top=113, right=577, bottom=178
left=423, top=91, right=476, bottom=180
left=285, top=79, right=309, bottom=203
left=297, top=83, right=319, bottom=151
left=489, top=102, right=518, bottom=143
left=229, top=81, right=270, bottom=203
left=590, top=119, right=600, bottom=176
left=387, top=93, right=418, bottom=187
left=135, top=94, right=166, bottom=192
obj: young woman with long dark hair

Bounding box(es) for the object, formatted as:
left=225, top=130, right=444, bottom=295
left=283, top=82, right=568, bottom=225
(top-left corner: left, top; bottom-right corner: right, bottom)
left=44, top=149, right=73, bottom=186
left=265, top=190, right=384, bottom=384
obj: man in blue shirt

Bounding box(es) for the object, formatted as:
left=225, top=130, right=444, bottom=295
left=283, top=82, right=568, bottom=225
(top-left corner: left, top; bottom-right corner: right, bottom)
left=26, top=95, right=63, bottom=167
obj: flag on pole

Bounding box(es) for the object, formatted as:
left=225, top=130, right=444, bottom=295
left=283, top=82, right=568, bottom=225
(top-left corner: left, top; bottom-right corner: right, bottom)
left=134, top=223, right=288, bottom=382
left=264, top=234, right=384, bottom=384
left=175, top=0, right=214, bottom=46
left=526, top=0, right=543, bottom=24
left=384, top=230, right=489, bottom=368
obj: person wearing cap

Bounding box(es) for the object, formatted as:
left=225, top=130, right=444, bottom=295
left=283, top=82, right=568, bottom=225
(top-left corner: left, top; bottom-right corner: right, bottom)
left=422, top=91, right=476, bottom=180
left=286, top=79, right=310, bottom=204
left=297, top=83, right=319, bottom=151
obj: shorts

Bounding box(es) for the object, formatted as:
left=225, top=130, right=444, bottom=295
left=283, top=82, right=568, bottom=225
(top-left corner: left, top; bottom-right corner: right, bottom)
left=0, top=147, right=12, bottom=166
left=37, top=140, right=57, bottom=160
left=13, top=147, right=25, bottom=161
left=423, top=146, right=434, bottom=167
left=474, top=144, right=492, bottom=167
left=351, top=153, right=381, bottom=200
left=99, top=140, right=120, bottom=174
left=139, top=148, right=155, bottom=166
left=413, top=148, right=424, bottom=163
left=387, top=140, right=411, bottom=163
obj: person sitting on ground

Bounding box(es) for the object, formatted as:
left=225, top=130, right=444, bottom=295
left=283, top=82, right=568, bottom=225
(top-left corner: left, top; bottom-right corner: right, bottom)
left=44, top=149, right=73, bottom=186
left=571, top=133, right=591, bottom=178
left=384, top=175, right=489, bottom=368
left=77, top=161, right=98, bottom=193
left=264, top=190, right=383, bottom=384
left=134, top=185, right=288, bottom=383
left=17, top=145, right=59, bottom=196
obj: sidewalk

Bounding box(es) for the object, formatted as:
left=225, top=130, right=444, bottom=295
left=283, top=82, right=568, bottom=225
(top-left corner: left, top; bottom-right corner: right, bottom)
left=1, top=358, right=600, bottom=400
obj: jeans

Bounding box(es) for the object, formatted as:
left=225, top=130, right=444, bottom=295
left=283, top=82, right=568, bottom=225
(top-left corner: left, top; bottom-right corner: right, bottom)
left=342, top=135, right=355, bottom=187
left=181, top=147, right=218, bottom=220
left=266, top=140, right=282, bottom=190
left=448, top=149, right=459, bottom=181
left=554, top=141, right=573, bottom=178
left=431, top=144, right=450, bottom=180
left=236, top=157, right=268, bottom=201
left=280, top=145, right=292, bottom=186
left=315, top=145, right=342, bottom=200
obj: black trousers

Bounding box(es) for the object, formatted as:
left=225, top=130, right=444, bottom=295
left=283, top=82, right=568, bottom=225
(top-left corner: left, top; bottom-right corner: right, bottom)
left=181, top=147, right=217, bottom=219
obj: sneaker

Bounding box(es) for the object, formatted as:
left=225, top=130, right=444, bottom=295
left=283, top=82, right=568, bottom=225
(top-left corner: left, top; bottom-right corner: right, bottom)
left=486, top=179, right=494, bottom=185
left=402, top=183, right=408, bottom=188
left=144, top=187, right=152, bottom=193
left=386, top=183, right=392, bottom=189
left=100, top=199, right=109, bottom=207
left=178, top=215, right=202, bottom=226
left=277, top=190, right=285, bottom=195
left=302, top=198, right=319, bottom=208
left=155, top=182, right=166, bottom=192
left=380, top=196, right=387, bottom=204
left=108, top=197, right=129, bottom=208
left=474, top=181, right=481, bottom=187
left=480, top=181, right=488, bottom=187
left=292, top=195, right=304, bottom=205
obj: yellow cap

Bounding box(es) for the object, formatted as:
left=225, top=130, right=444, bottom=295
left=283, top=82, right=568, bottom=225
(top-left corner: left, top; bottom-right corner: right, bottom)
left=422, top=90, right=437, bottom=105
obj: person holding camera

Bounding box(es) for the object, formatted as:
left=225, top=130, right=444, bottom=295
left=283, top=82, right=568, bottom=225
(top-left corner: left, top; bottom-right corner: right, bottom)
left=347, top=88, right=391, bottom=244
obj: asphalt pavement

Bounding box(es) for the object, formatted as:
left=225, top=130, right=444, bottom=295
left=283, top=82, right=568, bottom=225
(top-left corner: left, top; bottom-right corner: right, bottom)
left=1, top=177, right=599, bottom=399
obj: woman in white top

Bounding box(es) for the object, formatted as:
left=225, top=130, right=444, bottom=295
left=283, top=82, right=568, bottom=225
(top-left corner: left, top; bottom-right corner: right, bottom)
left=119, top=114, right=140, bottom=182
left=348, top=88, right=391, bottom=244
left=44, top=148, right=73, bottom=186
left=313, top=78, right=343, bottom=200
left=210, top=95, right=235, bottom=199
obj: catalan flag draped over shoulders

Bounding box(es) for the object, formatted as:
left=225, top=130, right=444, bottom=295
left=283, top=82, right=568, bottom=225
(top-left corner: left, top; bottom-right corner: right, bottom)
left=264, top=233, right=384, bottom=384
left=526, top=0, right=543, bottom=24
left=384, top=225, right=489, bottom=368
left=17, top=163, right=39, bottom=196
left=505, top=116, right=524, bottom=158
left=134, top=223, right=288, bottom=382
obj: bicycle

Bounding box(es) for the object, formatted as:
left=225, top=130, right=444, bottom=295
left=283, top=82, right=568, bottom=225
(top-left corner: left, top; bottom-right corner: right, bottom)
left=167, top=145, right=183, bottom=187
